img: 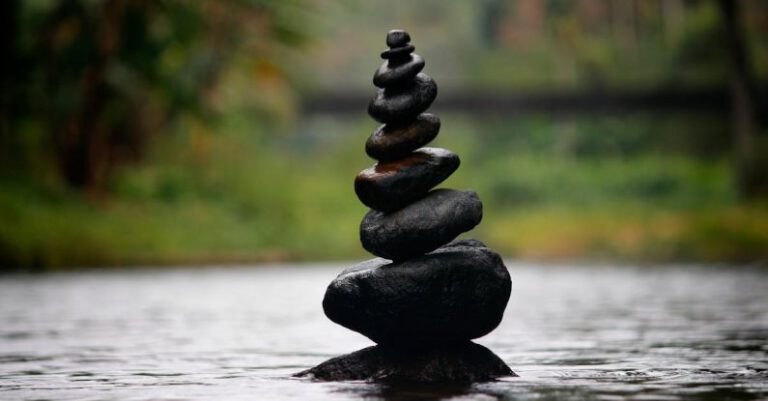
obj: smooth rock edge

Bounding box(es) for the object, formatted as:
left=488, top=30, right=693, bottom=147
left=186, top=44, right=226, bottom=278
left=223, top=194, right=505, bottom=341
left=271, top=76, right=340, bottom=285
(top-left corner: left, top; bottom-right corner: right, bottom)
left=354, top=147, right=459, bottom=213
left=365, top=113, right=440, bottom=161
left=360, top=189, right=482, bottom=260
left=381, top=44, right=415, bottom=60
left=373, top=54, right=425, bottom=88
left=368, top=73, right=438, bottom=124
left=323, top=239, right=511, bottom=345
left=294, top=342, right=515, bottom=383
left=386, top=29, right=411, bottom=47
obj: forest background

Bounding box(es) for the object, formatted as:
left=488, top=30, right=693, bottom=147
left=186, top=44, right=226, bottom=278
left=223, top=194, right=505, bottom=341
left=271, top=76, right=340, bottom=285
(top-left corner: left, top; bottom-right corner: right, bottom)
left=1, top=0, right=767, bottom=270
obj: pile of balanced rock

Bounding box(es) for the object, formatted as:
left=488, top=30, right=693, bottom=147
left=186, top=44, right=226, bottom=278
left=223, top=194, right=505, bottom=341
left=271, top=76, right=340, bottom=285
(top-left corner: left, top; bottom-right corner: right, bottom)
left=297, top=30, right=514, bottom=383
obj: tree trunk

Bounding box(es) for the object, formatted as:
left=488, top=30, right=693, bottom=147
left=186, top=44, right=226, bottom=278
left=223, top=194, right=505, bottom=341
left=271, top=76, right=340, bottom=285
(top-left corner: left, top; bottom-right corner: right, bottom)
left=0, top=0, right=19, bottom=173
left=51, top=0, right=127, bottom=191
left=718, top=0, right=763, bottom=198
left=57, top=62, right=110, bottom=190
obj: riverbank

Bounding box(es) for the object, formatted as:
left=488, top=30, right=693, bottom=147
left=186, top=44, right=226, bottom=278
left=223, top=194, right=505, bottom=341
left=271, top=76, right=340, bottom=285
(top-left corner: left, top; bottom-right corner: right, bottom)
left=2, top=180, right=766, bottom=270
left=2, top=113, right=766, bottom=271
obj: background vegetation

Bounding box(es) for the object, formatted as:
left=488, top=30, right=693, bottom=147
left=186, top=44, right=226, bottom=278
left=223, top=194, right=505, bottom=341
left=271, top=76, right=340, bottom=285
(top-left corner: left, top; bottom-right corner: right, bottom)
left=1, top=0, right=767, bottom=270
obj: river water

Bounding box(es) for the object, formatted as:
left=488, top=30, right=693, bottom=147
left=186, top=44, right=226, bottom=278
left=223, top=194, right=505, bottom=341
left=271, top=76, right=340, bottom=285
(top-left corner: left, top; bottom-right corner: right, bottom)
left=1, top=263, right=766, bottom=401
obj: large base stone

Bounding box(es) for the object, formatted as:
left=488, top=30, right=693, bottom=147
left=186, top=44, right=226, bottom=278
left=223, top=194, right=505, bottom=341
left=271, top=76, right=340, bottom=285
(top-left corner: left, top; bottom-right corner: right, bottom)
left=295, top=342, right=515, bottom=383
left=324, top=239, right=511, bottom=345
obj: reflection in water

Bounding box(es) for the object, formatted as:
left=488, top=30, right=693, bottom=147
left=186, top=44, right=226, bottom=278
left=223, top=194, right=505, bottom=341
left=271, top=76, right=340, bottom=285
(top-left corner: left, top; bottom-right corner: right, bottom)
left=342, top=383, right=475, bottom=401
left=0, top=264, right=767, bottom=400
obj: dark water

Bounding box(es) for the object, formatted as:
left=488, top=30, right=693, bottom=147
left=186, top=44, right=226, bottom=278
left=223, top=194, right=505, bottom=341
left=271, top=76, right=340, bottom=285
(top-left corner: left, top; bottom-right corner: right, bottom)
left=1, top=263, right=766, bottom=401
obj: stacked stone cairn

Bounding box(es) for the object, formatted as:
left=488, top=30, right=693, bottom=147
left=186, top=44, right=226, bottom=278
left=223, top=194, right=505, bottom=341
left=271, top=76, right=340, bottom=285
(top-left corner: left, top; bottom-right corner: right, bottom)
left=297, top=30, right=514, bottom=383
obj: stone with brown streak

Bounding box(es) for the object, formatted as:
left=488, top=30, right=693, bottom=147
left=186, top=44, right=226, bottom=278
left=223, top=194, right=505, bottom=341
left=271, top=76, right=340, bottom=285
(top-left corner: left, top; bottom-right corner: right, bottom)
left=355, top=147, right=458, bottom=212
left=365, top=113, right=440, bottom=161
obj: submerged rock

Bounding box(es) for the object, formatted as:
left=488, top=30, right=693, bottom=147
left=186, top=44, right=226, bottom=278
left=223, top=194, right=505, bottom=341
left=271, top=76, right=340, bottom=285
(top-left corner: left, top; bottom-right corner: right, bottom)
left=323, top=239, right=511, bottom=345
left=360, top=189, right=482, bottom=260
left=295, top=342, right=515, bottom=383
left=365, top=113, right=440, bottom=161
left=355, top=147, right=459, bottom=212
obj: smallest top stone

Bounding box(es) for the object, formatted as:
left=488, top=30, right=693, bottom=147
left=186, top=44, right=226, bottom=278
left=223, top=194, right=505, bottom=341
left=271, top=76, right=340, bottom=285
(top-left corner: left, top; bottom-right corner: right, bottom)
left=386, top=29, right=410, bottom=47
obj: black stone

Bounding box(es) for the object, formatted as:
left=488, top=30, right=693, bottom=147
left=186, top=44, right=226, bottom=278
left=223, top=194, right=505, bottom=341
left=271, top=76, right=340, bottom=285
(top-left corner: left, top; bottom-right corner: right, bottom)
left=368, top=73, right=437, bottom=124
left=355, top=147, right=458, bottom=213
left=373, top=54, right=425, bottom=88
left=360, top=189, right=482, bottom=260
left=323, top=239, right=511, bottom=345
left=381, top=44, right=415, bottom=60
left=366, top=113, right=440, bottom=161
left=295, top=342, right=515, bottom=383
left=298, top=29, right=516, bottom=385
left=386, top=29, right=411, bottom=48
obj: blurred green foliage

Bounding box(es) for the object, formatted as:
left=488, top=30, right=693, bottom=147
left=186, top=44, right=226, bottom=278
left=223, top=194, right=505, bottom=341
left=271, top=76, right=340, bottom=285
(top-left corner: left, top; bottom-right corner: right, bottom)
left=1, top=0, right=308, bottom=189
left=1, top=0, right=767, bottom=269
left=2, top=111, right=766, bottom=269
left=303, top=0, right=768, bottom=91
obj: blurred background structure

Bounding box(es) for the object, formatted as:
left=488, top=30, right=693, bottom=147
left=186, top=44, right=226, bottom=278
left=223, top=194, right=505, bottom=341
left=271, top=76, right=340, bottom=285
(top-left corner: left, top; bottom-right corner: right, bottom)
left=1, top=0, right=767, bottom=270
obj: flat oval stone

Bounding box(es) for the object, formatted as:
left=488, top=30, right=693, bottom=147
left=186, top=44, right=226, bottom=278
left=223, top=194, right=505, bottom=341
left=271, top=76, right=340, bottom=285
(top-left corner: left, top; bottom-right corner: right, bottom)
left=368, top=73, right=437, bottom=124
left=380, top=44, right=415, bottom=60
left=360, top=189, right=482, bottom=260
left=386, top=29, right=410, bottom=47
left=373, top=54, right=425, bottom=88
left=366, top=113, right=440, bottom=161
left=355, top=147, right=459, bottom=212
left=322, top=239, right=511, bottom=345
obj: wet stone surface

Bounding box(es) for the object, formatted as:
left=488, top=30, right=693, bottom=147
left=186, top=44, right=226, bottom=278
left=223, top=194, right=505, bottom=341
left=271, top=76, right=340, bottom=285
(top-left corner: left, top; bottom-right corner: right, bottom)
left=365, top=113, right=440, bottom=161
left=322, top=239, right=511, bottom=346
left=296, top=342, right=515, bottom=383
left=355, top=147, right=458, bottom=213
left=373, top=54, right=425, bottom=88
left=380, top=44, right=415, bottom=61
left=368, top=73, right=437, bottom=124
left=386, top=29, right=410, bottom=47
left=360, top=189, right=483, bottom=260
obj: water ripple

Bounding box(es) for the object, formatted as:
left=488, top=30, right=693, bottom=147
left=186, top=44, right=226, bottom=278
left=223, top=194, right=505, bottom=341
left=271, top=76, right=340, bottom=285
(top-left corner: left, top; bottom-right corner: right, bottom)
left=0, top=264, right=766, bottom=400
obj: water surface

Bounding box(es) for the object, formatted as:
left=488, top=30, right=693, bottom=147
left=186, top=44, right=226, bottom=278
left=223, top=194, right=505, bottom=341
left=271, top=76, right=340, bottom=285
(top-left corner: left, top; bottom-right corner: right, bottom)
left=1, top=263, right=766, bottom=400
